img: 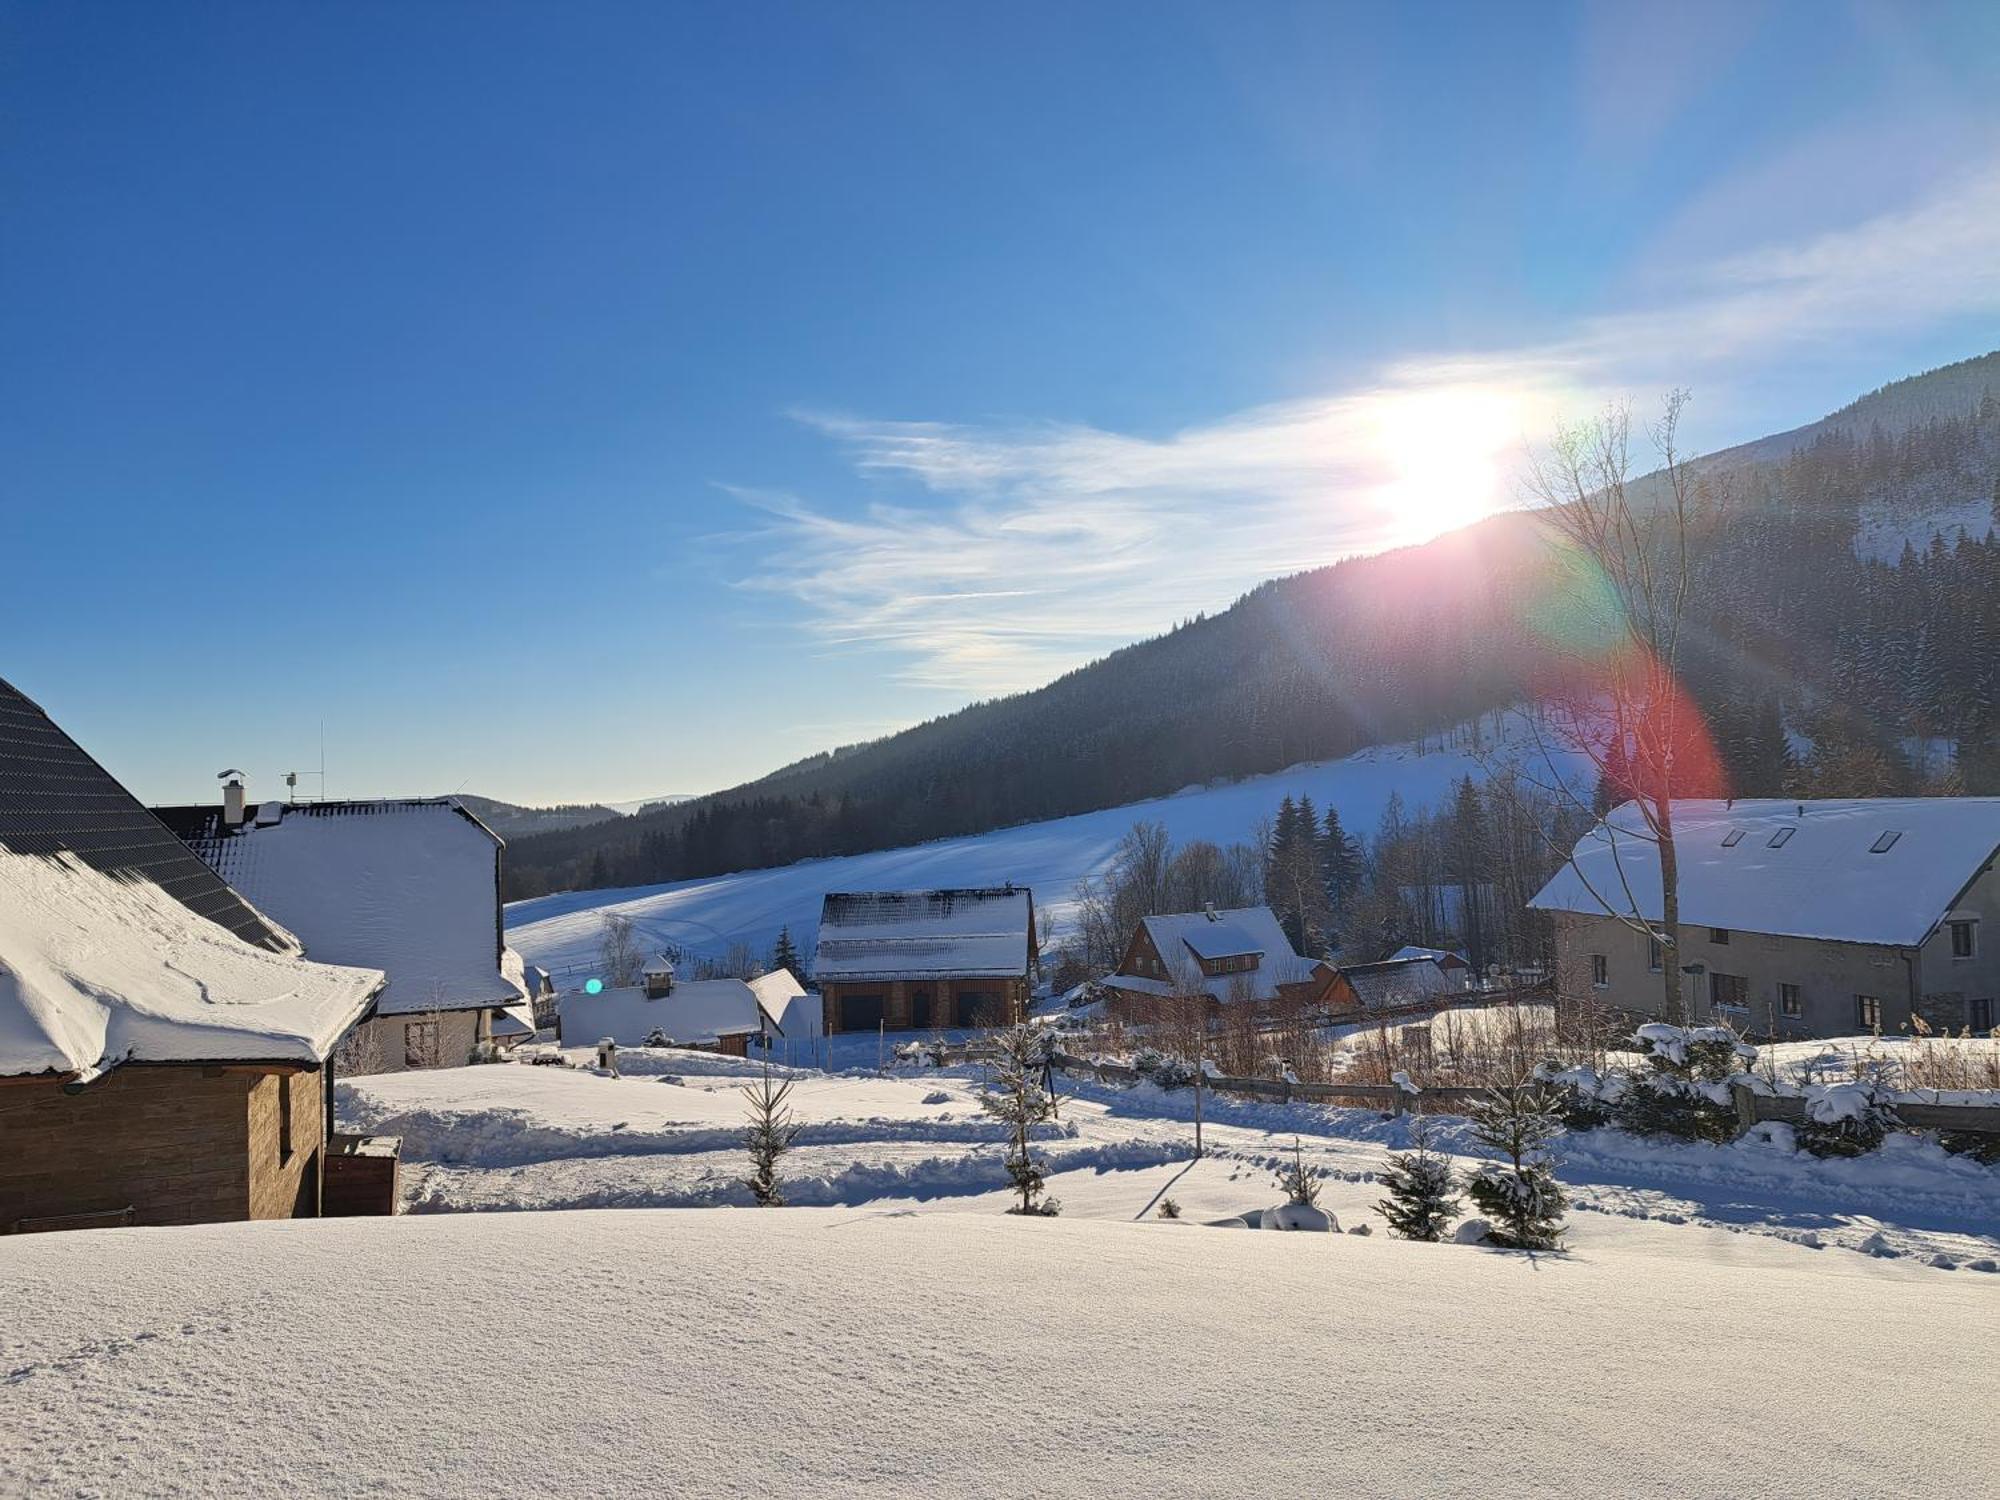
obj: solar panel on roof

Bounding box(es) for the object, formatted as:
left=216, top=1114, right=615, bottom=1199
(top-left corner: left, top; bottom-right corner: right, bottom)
left=0, top=677, right=292, bottom=951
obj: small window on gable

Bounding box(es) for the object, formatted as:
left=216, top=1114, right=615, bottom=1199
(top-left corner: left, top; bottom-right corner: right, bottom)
left=1709, top=927, right=1730, bottom=945
left=1721, top=829, right=1745, bottom=847
left=1870, top=831, right=1902, bottom=854
left=1768, top=827, right=1795, bottom=849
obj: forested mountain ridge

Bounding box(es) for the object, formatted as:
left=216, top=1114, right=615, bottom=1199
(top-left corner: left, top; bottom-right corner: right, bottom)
left=505, top=352, right=2000, bottom=900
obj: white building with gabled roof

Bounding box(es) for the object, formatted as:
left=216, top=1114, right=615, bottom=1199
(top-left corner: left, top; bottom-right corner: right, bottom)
left=157, top=796, right=532, bottom=1071
left=1530, top=798, right=2000, bottom=1037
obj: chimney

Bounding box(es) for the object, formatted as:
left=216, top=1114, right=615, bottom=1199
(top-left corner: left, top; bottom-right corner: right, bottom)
left=222, top=775, right=247, bottom=826
left=1204, top=902, right=1218, bottom=920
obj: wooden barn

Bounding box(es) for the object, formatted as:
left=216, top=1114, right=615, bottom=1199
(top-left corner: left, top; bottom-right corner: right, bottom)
left=814, top=888, right=1035, bottom=1033
left=0, top=676, right=389, bottom=1233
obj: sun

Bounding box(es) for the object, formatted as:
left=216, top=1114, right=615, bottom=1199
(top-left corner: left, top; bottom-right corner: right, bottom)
left=1373, top=386, right=1525, bottom=546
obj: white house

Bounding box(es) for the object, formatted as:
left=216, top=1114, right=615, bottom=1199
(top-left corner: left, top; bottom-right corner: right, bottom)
left=558, top=965, right=818, bottom=1059
left=159, top=796, right=532, bottom=1071
left=1530, top=798, right=2000, bottom=1036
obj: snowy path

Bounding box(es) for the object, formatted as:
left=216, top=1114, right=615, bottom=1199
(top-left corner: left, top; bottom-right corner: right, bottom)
left=339, top=1052, right=2000, bottom=1268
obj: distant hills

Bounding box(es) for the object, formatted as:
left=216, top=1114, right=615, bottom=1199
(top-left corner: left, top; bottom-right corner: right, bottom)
left=453, top=795, right=624, bottom=840
left=504, top=351, right=2000, bottom=900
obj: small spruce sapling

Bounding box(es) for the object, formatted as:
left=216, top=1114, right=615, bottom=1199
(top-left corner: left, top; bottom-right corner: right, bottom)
left=1466, top=1081, right=1567, bottom=1251
left=741, top=1062, right=803, bottom=1207
left=1376, top=1117, right=1461, bottom=1241
left=1277, top=1136, right=1324, bottom=1209
left=979, top=1022, right=1063, bottom=1216
left=1157, top=1197, right=1183, bottom=1220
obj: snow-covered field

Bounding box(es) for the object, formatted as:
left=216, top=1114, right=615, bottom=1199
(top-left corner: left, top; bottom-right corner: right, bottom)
left=506, top=720, right=1591, bottom=979
left=335, top=1047, right=2000, bottom=1266
left=4, top=1199, right=1990, bottom=1498
left=8, top=1044, right=1998, bottom=1497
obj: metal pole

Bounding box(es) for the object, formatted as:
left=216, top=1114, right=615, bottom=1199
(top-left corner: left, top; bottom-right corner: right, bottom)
left=1194, top=1060, right=1204, bottom=1158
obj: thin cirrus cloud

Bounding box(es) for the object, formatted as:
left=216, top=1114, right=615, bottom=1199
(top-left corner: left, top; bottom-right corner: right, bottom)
left=740, top=160, right=2000, bottom=699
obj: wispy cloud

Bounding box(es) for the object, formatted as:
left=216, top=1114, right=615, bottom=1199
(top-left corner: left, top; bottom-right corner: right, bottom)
left=741, top=160, right=2000, bottom=697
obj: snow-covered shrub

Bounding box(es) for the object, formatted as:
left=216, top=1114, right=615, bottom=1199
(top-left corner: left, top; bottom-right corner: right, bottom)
left=1452, top=1218, right=1492, bottom=1245
left=1346, top=1222, right=1373, bottom=1236
left=1613, top=1024, right=1750, bottom=1143
left=1533, top=1061, right=1620, bottom=1130
left=1937, top=1130, right=2000, bottom=1165
left=1260, top=1201, right=1338, bottom=1231
left=1157, top=1197, right=1182, bottom=1220
left=1375, top=1119, right=1461, bottom=1242
left=1795, top=1081, right=1899, bottom=1159
left=1130, top=1048, right=1196, bottom=1090
left=921, top=1089, right=952, bottom=1105
left=1465, top=1082, right=1567, bottom=1250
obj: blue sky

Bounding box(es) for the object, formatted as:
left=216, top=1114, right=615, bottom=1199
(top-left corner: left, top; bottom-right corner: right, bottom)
left=4, top=2, right=1998, bottom=807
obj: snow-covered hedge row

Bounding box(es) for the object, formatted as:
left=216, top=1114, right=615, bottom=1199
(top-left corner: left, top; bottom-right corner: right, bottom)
left=1533, top=1025, right=1996, bottom=1162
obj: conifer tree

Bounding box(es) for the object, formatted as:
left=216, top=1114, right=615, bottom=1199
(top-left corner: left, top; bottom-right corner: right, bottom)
left=1465, top=1081, right=1567, bottom=1250
left=741, top=1063, right=803, bottom=1207
left=1375, top=1118, right=1461, bottom=1241
left=979, top=1023, right=1062, bottom=1216
left=770, top=925, right=803, bottom=983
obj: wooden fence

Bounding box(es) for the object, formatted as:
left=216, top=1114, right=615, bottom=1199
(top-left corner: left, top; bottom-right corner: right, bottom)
left=1728, top=1084, right=2000, bottom=1136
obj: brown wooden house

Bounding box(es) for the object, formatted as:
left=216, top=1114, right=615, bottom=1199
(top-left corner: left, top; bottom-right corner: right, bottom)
left=0, top=675, right=388, bottom=1234
left=814, top=888, right=1035, bottom=1033
left=1103, top=905, right=1337, bottom=1014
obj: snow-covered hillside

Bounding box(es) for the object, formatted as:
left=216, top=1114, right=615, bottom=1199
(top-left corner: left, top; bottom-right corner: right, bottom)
left=1852, top=493, right=1997, bottom=563
left=505, top=720, right=1590, bottom=980
left=5, top=1192, right=1989, bottom=1497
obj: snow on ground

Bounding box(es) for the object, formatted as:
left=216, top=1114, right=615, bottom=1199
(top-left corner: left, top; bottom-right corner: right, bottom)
left=337, top=1048, right=2000, bottom=1266
left=505, top=717, right=1591, bottom=981
left=1852, top=493, right=1996, bottom=564
left=3, top=1201, right=1990, bottom=1499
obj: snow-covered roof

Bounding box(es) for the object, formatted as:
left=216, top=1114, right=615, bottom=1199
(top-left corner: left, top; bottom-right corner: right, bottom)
left=747, top=969, right=817, bottom=1038
left=1391, top=945, right=1468, bottom=968
left=160, top=799, right=526, bottom=1017
left=0, top=849, right=384, bottom=1078
left=1111, top=906, right=1320, bottom=1003
left=813, top=888, right=1033, bottom=981
left=558, top=978, right=766, bottom=1048
left=0, top=676, right=294, bottom=953
left=1529, top=798, right=2000, bottom=947
left=1339, top=956, right=1461, bottom=1009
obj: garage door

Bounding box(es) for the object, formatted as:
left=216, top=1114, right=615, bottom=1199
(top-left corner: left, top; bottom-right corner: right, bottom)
left=839, top=994, right=885, bottom=1031
left=955, top=991, right=1001, bottom=1028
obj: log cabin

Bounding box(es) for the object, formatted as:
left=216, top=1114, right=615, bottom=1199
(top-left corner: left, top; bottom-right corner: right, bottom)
left=1103, top=905, right=1338, bottom=1014
left=814, top=888, right=1035, bottom=1033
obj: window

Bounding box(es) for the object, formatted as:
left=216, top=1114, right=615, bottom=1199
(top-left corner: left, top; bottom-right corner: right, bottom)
left=1767, top=826, right=1795, bottom=849
left=1856, top=994, right=1882, bottom=1030
left=1590, top=953, right=1609, bottom=988
left=1972, top=998, right=1994, bottom=1032
left=276, top=1073, right=296, bottom=1165
left=1721, top=829, right=1745, bottom=847
left=1647, top=936, right=1662, bottom=972
left=1779, top=983, right=1801, bottom=1019
left=1709, top=927, right=1730, bottom=945
left=404, top=1019, right=439, bottom=1068
left=1949, top=920, right=1976, bottom=959
left=1869, top=831, right=1902, bottom=854
left=1709, top=972, right=1748, bottom=1011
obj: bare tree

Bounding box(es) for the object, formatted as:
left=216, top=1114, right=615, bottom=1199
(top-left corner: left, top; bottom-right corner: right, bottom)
left=1518, top=392, right=1707, bottom=1022
left=598, top=911, right=643, bottom=987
